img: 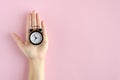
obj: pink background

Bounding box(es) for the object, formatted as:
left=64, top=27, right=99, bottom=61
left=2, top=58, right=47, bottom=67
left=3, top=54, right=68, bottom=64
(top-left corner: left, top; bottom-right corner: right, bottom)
left=0, top=0, right=120, bottom=80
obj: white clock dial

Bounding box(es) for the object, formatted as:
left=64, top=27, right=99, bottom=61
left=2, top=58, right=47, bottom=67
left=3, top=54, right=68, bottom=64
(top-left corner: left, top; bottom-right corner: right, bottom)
left=30, top=31, right=43, bottom=45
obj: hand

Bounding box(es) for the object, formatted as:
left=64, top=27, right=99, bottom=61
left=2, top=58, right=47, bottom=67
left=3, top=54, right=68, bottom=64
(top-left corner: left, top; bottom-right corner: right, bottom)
left=12, top=11, right=48, bottom=60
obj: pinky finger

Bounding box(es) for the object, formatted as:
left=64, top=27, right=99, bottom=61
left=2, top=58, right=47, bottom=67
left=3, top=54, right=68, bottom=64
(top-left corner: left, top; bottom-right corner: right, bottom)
left=41, top=21, right=48, bottom=43
left=41, top=21, right=47, bottom=37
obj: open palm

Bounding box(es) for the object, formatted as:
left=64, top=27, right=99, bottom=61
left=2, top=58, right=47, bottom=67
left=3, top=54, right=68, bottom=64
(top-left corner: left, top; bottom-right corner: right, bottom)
left=12, top=11, right=48, bottom=59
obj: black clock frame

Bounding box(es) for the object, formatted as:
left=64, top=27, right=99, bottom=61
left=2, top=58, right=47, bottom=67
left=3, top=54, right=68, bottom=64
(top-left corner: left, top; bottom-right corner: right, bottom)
left=29, top=29, right=43, bottom=45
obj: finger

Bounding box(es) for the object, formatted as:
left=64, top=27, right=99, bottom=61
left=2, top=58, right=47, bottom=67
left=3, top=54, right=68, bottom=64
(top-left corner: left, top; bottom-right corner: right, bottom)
left=31, top=10, right=37, bottom=27
left=12, top=33, right=24, bottom=48
left=36, top=13, right=41, bottom=28
left=26, top=13, right=32, bottom=41
left=41, top=21, right=48, bottom=39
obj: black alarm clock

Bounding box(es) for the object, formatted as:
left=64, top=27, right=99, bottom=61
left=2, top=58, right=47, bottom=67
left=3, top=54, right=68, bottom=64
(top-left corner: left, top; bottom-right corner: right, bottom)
left=29, top=29, right=43, bottom=45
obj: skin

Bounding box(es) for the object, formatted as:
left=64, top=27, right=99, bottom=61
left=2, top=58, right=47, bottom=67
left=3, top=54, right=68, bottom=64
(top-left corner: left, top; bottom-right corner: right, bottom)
left=12, top=10, right=48, bottom=80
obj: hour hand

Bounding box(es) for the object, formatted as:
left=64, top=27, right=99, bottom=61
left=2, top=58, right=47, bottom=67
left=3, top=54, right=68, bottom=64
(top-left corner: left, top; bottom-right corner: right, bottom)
left=34, top=35, right=37, bottom=39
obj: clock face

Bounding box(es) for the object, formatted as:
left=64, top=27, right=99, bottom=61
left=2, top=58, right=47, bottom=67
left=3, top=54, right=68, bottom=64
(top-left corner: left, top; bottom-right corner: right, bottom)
left=29, top=31, right=43, bottom=45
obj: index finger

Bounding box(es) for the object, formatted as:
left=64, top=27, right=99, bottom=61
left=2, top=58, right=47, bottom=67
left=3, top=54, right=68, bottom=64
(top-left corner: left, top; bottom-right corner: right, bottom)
left=26, top=13, right=32, bottom=41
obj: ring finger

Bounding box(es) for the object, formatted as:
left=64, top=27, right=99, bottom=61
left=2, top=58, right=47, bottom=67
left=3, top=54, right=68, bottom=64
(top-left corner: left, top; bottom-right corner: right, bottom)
left=36, top=13, right=41, bottom=28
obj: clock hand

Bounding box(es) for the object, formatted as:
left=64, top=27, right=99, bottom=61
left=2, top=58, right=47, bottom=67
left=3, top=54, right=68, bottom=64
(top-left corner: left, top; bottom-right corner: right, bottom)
left=35, top=36, right=37, bottom=39
left=34, top=34, right=37, bottom=40
left=34, top=34, right=36, bottom=37
left=34, top=37, right=37, bottom=42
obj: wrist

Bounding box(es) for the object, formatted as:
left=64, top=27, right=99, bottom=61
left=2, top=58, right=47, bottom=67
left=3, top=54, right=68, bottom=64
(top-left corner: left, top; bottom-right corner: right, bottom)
left=29, top=58, right=45, bottom=64
left=28, top=56, right=45, bottom=80
left=28, top=52, right=46, bottom=61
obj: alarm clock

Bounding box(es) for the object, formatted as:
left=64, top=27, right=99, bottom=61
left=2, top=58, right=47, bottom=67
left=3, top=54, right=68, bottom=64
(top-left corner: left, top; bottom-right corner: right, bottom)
left=29, top=29, right=43, bottom=45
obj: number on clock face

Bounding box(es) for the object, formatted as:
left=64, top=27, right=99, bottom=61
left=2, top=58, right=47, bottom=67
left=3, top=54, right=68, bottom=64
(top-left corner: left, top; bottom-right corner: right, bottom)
left=29, top=31, right=43, bottom=45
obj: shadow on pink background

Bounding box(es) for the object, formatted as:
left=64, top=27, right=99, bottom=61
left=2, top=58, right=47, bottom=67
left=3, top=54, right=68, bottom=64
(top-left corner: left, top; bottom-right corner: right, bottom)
left=0, top=0, right=120, bottom=80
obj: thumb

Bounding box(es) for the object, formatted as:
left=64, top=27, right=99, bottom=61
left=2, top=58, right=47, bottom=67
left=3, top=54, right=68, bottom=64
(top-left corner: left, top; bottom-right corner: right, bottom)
left=12, top=33, right=24, bottom=48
